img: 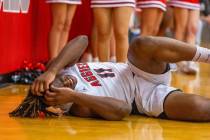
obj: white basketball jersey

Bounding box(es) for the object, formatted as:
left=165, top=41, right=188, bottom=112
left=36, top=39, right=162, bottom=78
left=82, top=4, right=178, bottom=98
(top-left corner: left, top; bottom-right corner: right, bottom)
left=61, top=62, right=136, bottom=106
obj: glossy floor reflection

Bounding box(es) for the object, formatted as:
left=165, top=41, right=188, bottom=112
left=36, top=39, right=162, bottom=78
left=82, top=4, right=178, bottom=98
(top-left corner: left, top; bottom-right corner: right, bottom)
left=1, top=63, right=210, bottom=140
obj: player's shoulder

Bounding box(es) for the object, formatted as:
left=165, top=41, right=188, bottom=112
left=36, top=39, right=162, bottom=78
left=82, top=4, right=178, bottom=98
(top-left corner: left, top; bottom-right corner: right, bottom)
left=73, top=62, right=130, bottom=71
left=89, top=62, right=129, bottom=67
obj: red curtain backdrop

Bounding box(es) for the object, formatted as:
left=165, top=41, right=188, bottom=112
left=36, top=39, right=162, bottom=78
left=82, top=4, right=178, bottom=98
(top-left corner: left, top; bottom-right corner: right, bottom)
left=0, top=0, right=92, bottom=74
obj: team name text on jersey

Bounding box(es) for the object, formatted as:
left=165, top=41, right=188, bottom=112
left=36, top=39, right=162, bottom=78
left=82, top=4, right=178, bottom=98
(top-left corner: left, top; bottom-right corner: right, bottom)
left=77, top=63, right=102, bottom=87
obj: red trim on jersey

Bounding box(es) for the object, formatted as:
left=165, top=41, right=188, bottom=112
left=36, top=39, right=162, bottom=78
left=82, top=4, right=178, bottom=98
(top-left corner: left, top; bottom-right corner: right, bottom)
left=173, top=0, right=199, bottom=4
left=168, top=0, right=200, bottom=10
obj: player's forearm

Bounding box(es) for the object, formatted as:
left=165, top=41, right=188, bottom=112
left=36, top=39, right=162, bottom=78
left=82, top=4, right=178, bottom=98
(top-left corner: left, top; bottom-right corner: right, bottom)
left=71, top=92, right=131, bottom=121
left=47, top=36, right=88, bottom=74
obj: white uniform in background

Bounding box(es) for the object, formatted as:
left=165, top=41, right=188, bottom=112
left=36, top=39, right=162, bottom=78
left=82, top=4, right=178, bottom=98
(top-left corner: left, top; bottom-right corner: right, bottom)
left=61, top=62, right=179, bottom=117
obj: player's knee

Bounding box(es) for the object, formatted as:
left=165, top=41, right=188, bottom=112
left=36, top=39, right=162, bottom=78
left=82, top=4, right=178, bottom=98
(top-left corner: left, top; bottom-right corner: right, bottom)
left=141, top=22, right=155, bottom=31
left=114, top=29, right=128, bottom=42
left=130, top=36, right=153, bottom=51
left=187, top=24, right=198, bottom=37
left=175, top=23, right=186, bottom=35
left=63, top=21, right=71, bottom=32
left=128, top=36, right=155, bottom=62
left=97, top=30, right=111, bottom=41
left=176, top=27, right=186, bottom=35
left=175, top=21, right=187, bottom=30
left=52, top=20, right=65, bottom=32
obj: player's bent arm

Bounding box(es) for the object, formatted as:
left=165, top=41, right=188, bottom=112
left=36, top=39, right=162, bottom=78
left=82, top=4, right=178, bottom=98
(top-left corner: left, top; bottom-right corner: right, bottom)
left=71, top=92, right=131, bottom=121
left=45, top=86, right=131, bottom=120
left=130, top=36, right=196, bottom=63
left=31, top=36, right=88, bottom=94
left=47, top=35, right=88, bottom=74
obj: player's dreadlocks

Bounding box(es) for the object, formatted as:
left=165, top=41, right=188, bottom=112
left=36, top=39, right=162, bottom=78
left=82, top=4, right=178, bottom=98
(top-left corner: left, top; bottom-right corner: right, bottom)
left=9, top=75, right=74, bottom=118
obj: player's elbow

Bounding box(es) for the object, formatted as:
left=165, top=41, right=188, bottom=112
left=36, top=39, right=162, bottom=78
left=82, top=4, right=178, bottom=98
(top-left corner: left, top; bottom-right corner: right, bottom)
left=79, top=35, right=88, bottom=46
left=105, top=115, right=124, bottom=121
left=105, top=104, right=131, bottom=121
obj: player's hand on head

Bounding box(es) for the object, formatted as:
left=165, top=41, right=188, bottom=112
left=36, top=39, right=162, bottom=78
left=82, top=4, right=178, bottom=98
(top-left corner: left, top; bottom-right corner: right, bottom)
left=44, top=85, right=75, bottom=106
left=31, top=71, right=56, bottom=96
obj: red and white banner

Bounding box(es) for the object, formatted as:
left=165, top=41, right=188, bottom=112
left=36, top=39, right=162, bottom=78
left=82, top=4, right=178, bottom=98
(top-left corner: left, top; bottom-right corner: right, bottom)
left=0, top=0, right=92, bottom=74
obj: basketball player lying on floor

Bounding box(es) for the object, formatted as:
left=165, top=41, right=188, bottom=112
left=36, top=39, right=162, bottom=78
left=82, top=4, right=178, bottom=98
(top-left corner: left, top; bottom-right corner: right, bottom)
left=31, top=35, right=210, bottom=121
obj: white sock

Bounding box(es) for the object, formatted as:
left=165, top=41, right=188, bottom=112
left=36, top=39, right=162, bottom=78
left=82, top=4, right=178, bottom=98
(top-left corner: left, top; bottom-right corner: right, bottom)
left=192, top=46, right=210, bottom=63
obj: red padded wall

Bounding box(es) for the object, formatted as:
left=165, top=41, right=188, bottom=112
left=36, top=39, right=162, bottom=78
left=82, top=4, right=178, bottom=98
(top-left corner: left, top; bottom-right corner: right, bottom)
left=0, top=0, right=92, bottom=74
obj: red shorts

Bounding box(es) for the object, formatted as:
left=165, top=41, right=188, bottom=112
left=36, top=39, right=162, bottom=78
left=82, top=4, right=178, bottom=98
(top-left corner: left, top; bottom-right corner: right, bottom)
left=168, top=0, right=200, bottom=10
left=136, top=0, right=167, bottom=11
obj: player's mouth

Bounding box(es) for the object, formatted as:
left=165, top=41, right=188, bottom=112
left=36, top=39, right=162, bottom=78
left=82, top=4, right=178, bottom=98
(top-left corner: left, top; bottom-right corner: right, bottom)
left=60, top=75, right=77, bottom=89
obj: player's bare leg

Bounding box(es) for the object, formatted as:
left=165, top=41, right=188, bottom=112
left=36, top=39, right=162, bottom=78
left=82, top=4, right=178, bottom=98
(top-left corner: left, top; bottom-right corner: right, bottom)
left=128, top=36, right=196, bottom=74
left=128, top=36, right=210, bottom=121
left=163, top=91, right=210, bottom=121
left=173, top=7, right=199, bottom=74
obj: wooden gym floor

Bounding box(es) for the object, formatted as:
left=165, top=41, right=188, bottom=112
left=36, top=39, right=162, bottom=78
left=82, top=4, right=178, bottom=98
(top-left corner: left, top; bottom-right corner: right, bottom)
left=1, top=63, right=210, bottom=140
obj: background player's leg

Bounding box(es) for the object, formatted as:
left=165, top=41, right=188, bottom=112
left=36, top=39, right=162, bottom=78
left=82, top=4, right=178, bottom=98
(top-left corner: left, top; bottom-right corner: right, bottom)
left=58, top=5, right=77, bottom=53
left=173, top=7, right=188, bottom=41
left=157, top=7, right=173, bottom=36
left=113, top=7, right=133, bottom=62
left=186, top=10, right=200, bottom=45
left=110, top=29, right=116, bottom=62
left=164, top=91, right=210, bottom=122
left=91, top=23, right=99, bottom=62
left=48, top=3, right=67, bottom=60
left=140, top=8, right=164, bottom=36
left=93, top=8, right=112, bottom=62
